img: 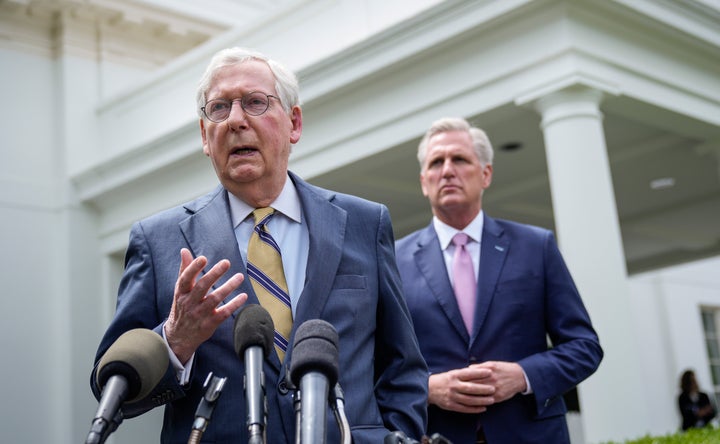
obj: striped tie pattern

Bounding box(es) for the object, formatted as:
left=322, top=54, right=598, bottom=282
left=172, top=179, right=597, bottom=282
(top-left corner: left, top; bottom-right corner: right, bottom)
left=247, top=207, right=293, bottom=361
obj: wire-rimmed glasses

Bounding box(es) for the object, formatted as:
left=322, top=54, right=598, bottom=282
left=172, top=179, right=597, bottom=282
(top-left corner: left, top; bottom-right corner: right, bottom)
left=201, top=91, right=279, bottom=122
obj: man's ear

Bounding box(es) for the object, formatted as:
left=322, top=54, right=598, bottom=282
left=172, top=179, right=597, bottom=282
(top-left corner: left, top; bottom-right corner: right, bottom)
left=420, top=172, right=429, bottom=197
left=482, top=164, right=493, bottom=189
left=289, top=106, right=303, bottom=144
left=200, top=118, right=210, bottom=156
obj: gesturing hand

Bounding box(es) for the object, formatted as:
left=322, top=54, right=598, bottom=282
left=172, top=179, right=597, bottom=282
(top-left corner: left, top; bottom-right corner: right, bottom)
left=165, top=248, right=247, bottom=363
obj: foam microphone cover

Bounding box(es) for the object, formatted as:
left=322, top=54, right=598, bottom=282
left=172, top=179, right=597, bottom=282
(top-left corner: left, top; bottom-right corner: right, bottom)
left=96, top=328, right=169, bottom=403
left=289, top=319, right=339, bottom=387
left=233, top=304, right=275, bottom=358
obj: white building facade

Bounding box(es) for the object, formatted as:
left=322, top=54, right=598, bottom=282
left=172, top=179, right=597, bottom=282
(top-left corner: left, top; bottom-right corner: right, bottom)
left=1, top=1, right=719, bottom=443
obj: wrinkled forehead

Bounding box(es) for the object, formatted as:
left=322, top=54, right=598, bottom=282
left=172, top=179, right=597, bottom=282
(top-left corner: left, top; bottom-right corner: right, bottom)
left=207, top=60, right=276, bottom=97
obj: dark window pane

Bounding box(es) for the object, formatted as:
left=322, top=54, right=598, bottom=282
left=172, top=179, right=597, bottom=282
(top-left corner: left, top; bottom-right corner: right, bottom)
left=707, top=339, right=720, bottom=359
left=711, top=365, right=720, bottom=385
left=703, top=310, right=716, bottom=333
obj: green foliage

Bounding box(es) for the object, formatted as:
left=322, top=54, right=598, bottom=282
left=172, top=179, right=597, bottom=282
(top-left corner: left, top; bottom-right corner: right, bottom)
left=601, top=426, right=720, bottom=444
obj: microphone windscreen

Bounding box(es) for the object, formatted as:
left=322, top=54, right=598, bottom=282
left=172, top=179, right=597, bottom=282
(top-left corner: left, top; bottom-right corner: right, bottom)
left=233, top=304, right=275, bottom=358
left=289, top=319, right=339, bottom=387
left=96, top=328, right=169, bottom=402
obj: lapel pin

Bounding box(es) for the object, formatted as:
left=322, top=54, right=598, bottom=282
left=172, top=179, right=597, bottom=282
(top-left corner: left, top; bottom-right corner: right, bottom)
left=495, top=245, right=505, bottom=252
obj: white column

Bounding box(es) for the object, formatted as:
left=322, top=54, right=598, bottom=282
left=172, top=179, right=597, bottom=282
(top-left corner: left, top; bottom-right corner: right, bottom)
left=533, top=86, right=651, bottom=443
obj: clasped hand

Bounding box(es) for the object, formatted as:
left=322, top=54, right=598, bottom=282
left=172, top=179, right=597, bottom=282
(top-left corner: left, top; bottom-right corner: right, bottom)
left=428, top=361, right=527, bottom=414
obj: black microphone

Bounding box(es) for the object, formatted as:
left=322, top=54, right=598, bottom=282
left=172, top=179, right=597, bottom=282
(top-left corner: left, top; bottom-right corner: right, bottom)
left=86, top=328, right=169, bottom=444
left=289, top=319, right=339, bottom=444
left=187, top=372, right=227, bottom=444
left=233, top=304, right=274, bottom=444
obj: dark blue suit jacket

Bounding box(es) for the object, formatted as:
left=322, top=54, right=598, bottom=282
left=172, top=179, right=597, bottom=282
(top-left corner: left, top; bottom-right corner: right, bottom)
left=395, top=215, right=602, bottom=444
left=91, top=172, right=428, bottom=444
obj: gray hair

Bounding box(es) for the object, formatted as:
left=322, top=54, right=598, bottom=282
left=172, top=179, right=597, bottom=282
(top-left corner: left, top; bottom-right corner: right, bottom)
left=196, top=47, right=300, bottom=118
left=417, top=117, right=494, bottom=167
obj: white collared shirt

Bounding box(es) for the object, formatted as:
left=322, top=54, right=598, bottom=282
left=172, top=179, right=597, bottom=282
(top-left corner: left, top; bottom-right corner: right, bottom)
left=432, top=210, right=533, bottom=394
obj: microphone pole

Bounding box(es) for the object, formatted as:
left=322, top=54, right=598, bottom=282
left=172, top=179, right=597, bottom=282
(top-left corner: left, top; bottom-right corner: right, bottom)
left=289, top=319, right=340, bottom=444
left=301, top=371, right=329, bottom=444
left=86, top=381, right=127, bottom=444
left=331, top=383, right=351, bottom=444
left=233, top=304, right=275, bottom=444
left=246, top=342, right=266, bottom=444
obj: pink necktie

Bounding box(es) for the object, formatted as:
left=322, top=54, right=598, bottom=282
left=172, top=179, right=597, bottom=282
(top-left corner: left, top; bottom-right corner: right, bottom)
left=452, top=233, right=476, bottom=333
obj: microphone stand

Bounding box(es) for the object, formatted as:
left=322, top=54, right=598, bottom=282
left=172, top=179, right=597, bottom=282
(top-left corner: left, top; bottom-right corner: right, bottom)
left=331, top=384, right=351, bottom=444
left=85, top=377, right=127, bottom=444
left=187, top=372, right=227, bottom=444
left=293, top=388, right=302, bottom=444
left=86, top=409, right=123, bottom=444
left=299, top=372, right=330, bottom=444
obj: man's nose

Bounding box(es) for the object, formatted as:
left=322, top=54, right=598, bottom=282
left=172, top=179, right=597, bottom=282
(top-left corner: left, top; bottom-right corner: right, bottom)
left=441, top=159, right=455, bottom=176
left=226, top=101, right=248, bottom=127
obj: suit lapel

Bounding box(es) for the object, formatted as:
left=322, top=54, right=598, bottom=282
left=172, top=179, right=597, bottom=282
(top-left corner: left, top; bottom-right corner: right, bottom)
left=179, top=186, right=283, bottom=369
left=471, top=215, right=509, bottom=344
left=414, top=225, right=470, bottom=341
left=290, top=173, right=346, bottom=326
left=178, top=186, right=255, bottom=308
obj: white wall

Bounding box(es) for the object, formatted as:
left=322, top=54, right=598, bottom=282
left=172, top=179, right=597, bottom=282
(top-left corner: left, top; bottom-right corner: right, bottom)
left=0, top=49, right=69, bottom=443
left=628, top=256, right=720, bottom=436
left=2, top=1, right=719, bottom=443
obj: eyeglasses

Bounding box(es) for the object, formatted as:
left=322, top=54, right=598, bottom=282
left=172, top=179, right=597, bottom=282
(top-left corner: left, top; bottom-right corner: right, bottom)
left=201, top=92, right=280, bottom=122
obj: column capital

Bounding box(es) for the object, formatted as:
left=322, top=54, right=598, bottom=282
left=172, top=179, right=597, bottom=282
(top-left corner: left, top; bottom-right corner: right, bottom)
left=520, top=80, right=618, bottom=130
left=514, top=75, right=620, bottom=124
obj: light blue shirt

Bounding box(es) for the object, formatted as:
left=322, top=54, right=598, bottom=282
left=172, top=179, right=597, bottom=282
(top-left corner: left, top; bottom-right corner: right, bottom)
left=228, top=174, right=309, bottom=316
left=169, top=175, right=309, bottom=383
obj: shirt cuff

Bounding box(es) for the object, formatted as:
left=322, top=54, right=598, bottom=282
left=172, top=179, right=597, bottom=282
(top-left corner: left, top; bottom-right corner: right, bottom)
left=521, top=367, right=533, bottom=395
left=162, top=324, right=194, bottom=386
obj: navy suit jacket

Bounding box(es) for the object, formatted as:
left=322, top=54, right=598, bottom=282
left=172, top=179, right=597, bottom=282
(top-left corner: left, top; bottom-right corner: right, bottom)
left=395, top=215, right=602, bottom=444
left=91, top=172, right=428, bottom=444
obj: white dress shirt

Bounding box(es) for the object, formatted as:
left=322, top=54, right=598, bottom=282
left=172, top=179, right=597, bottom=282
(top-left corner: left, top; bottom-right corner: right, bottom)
left=432, top=211, right=484, bottom=284
left=432, top=210, right=532, bottom=393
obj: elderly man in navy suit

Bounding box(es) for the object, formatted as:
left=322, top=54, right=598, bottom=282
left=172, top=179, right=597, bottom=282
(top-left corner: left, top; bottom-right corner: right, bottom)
left=91, top=47, right=428, bottom=444
left=395, top=117, right=602, bottom=444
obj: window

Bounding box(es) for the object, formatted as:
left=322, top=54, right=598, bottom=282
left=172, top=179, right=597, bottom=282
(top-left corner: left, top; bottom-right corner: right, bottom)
left=701, top=308, right=720, bottom=402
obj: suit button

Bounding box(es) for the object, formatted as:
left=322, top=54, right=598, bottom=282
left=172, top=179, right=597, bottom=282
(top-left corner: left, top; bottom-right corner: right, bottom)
left=278, top=380, right=289, bottom=395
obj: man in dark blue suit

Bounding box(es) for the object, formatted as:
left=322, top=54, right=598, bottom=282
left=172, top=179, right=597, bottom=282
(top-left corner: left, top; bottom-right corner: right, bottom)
left=395, top=117, right=603, bottom=444
left=91, top=47, right=428, bottom=444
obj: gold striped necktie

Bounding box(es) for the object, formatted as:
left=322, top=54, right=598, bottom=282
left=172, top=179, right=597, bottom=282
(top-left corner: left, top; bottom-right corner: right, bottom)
left=247, top=207, right=293, bottom=361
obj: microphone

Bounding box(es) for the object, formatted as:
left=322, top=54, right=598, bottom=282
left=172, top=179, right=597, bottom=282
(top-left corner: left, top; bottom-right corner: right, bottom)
left=187, top=372, right=227, bottom=444
left=86, top=328, right=169, bottom=444
left=233, top=304, right=274, bottom=444
left=289, top=319, right=339, bottom=444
